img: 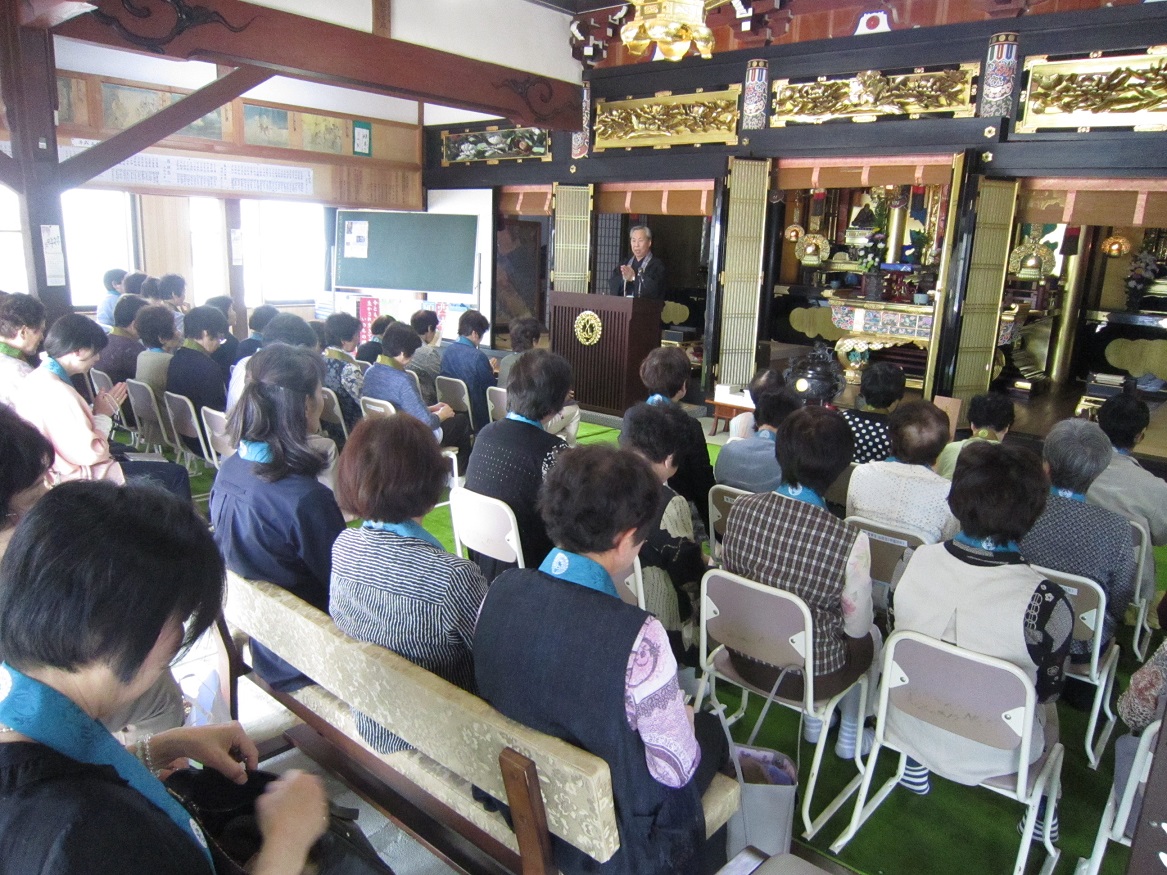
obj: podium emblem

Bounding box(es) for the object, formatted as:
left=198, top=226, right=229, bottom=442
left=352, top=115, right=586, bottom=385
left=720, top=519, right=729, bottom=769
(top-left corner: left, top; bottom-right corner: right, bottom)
left=574, top=310, right=603, bottom=346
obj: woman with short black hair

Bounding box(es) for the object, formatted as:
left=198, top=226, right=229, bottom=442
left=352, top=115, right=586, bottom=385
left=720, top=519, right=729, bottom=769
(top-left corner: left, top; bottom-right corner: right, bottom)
left=0, top=405, right=52, bottom=556
left=210, top=344, right=345, bottom=690
left=330, top=415, right=488, bottom=753
left=321, top=311, right=365, bottom=439
left=0, top=480, right=327, bottom=874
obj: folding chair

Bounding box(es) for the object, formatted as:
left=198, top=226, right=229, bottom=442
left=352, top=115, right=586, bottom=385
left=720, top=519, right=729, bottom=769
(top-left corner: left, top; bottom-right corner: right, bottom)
left=707, top=484, right=750, bottom=564
left=405, top=367, right=422, bottom=396
left=830, top=630, right=1064, bottom=875
left=844, top=516, right=931, bottom=613
left=449, top=486, right=525, bottom=569
left=354, top=359, right=371, bottom=375
left=90, top=367, right=133, bottom=441
left=200, top=407, right=235, bottom=469
left=617, top=556, right=646, bottom=610
left=320, top=387, right=349, bottom=442
left=1031, top=565, right=1119, bottom=769
left=693, top=569, right=868, bottom=839
left=822, top=461, right=856, bottom=508
left=125, top=378, right=172, bottom=454
left=360, top=396, right=396, bottom=418
left=436, top=375, right=475, bottom=431
left=1076, top=719, right=1161, bottom=875
left=164, top=391, right=213, bottom=476
left=1128, top=520, right=1154, bottom=660
left=487, top=385, right=508, bottom=423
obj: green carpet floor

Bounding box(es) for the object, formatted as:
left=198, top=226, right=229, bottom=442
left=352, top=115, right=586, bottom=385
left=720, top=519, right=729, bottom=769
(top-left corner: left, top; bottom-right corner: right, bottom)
left=184, top=421, right=1162, bottom=875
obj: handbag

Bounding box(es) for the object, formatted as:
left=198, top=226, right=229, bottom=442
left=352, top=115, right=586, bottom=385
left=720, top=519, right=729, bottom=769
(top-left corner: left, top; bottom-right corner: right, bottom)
left=165, top=767, right=396, bottom=875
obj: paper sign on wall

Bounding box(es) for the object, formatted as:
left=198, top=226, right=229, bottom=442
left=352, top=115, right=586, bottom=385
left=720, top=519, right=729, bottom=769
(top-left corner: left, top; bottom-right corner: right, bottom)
left=40, top=225, right=66, bottom=286
left=344, top=220, right=369, bottom=258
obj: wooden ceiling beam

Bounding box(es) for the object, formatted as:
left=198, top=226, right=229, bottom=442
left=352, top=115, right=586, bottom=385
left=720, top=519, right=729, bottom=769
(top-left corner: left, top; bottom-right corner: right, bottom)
left=55, top=0, right=583, bottom=130
left=0, top=152, right=23, bottom=194
left=58, top=64, right=272, bottom=188
left=19, top=1, right=95, bottom=29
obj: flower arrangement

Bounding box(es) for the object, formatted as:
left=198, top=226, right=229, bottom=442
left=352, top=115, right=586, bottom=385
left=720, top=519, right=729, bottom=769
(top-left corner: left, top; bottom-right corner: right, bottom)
left=851, top=190, right=890, bottom=274
left=1125, top=250, right=1160, bottom=311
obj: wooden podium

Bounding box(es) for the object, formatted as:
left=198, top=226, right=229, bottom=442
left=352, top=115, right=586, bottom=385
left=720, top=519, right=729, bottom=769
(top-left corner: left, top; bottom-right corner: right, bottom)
left=549, top=292, right=663, bottom=417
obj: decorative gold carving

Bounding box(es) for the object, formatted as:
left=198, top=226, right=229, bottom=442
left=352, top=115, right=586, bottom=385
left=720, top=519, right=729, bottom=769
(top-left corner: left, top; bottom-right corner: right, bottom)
left=573, top=310, right=603, bottom=346
left=1018, top=49, right=1167, bottom=133
left=770, top=65, right=978, bottom=126
left=593, top=87, right=740, bottom=150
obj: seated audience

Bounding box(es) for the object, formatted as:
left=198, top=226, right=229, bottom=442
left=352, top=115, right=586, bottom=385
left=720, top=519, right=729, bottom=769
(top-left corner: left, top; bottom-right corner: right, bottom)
left=890, top=442, right=1072, bottom=800
left=1111, top=627, right=1167, bottom=839
left=722, top=406, right=877, bottom=759
left=620, top=402, right=709, bottom=647
left=227, top=313, right=320, bottom=412
left=1088, top=393, right=1167, bottom=603
left=0, top=293, right=45, bottom=408
left=846, top=399, right=959, bottom=543
left=13, top=315, right=190, bottom=500
left=0, top=479, right=327, bottom=874
left=166, top=305, right=229, bottom=456
left=464, top=349, right=571, bottom=581
left=474, top=445, right=727, bottom=874
left=406, top=309, right=442, bottom=404
left=93, top=267, right=127, bottom=332
left=99, top=294, right=148, bottom=385
left=1021, top=418, right=1135, bottom=664
left=363, top=323, right=471, bottom=471
left=133, top=304, right=180, bottom=415
left=237, top=303, right=278, bottom=360
left=440, top=309, right=496, bottom=431
left=714, top=387, right=801, bottom=493
left=321, top=311, right=365, bottom=438
left=355, top=314, right=394, bottom=365
left=728, top=367, right=784, bottom=440
left=0, top=405, right=52, bottom=556
left=935, top=391, right=1014, bottom=478
left=638, top=346, right=716, bottom=531
left=497, top=316, right=580, bottom=444
left=211, top=344, right=345, bottom=691
left=122, top=271, right=148, bottom=299
left=840, top=362, right=905, bottom=463
left=331, top=415, right=488, bottom=753
left=204, top=295, right=240, bottom=381
left=158, top=273, right=188, bottom=335
left=308, top=320, right=328, bottom=352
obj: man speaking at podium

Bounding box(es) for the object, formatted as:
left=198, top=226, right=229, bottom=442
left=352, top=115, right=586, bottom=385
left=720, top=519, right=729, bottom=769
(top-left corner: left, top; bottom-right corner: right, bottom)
left=608, top=224, right=666, bottom=299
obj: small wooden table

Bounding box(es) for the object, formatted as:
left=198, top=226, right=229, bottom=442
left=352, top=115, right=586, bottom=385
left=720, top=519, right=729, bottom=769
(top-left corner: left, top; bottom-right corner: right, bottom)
left=709, top=400, right=751, bottom=436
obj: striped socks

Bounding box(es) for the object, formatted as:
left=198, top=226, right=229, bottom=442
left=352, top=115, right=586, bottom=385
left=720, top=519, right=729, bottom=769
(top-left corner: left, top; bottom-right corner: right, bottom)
left=900, top=759, right=931, bottom=795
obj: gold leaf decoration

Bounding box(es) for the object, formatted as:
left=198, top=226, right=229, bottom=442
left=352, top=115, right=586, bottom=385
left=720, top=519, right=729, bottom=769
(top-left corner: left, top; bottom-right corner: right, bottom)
left=771, top=66, right=977, bottom=126
left=1019, top=51, right=1167, bottom=133
left=594, top=87, right=740, bottom=150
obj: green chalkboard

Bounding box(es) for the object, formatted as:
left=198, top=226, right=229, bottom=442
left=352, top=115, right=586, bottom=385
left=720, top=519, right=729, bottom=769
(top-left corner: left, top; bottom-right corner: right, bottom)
left=335, top=210, right=478, bottom=294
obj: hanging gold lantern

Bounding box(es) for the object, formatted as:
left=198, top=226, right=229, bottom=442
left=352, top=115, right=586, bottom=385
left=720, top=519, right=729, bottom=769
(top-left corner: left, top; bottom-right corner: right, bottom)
left=620, top=0, right=727, bottom=61
left=795, top=233, right=829, bottom=266
left=1007, top=237, right=1056, bottom=280
left=1102, top=235, right=1132, bottom=258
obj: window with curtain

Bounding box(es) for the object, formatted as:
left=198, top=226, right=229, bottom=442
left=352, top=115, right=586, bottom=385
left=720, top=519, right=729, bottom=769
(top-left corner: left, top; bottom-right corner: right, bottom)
left=240, top=199, right=326, bottom=307
left=0, top=185, right=28, bottom=296
left=61, top=188, right=135, bottom=307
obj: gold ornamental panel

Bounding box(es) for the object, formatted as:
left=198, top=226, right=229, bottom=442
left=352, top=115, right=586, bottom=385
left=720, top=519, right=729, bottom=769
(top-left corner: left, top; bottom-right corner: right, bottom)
left=1018, top=48, right=1167, bottom=133
left=593, top=87, right=740, bottom=150
left=770, top=65, right=978, bottom=126
left=573, top=310, right=603, bottom=346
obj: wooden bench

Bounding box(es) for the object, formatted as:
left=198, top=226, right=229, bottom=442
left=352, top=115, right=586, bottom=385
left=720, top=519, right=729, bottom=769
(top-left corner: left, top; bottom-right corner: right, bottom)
left=219, top=572, right=740, bottom=874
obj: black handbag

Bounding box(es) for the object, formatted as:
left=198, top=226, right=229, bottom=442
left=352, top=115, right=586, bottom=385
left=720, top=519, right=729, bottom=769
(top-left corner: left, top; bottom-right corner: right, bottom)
left=165, top=767, right=396, bottom=875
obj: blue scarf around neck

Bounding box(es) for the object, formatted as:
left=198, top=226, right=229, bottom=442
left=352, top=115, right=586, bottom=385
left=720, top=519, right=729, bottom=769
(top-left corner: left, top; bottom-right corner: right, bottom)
left=1049, top=486, right=1086, bottom=503
left=953, top=530, right=1020, bottom=554
left=505, top=411, right=544, bottom=430
left=44, top=358, right=71, bottom=384
left=362, top=519, right=443, bottom=550
left=238, top=440, right=274, bottom=463
left=539, top=548, right=619, bottom=598
left=775, top=482, right=827, bottom=509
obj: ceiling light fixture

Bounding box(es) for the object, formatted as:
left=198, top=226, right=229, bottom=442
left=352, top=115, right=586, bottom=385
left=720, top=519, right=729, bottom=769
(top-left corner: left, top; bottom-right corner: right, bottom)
left=620, top=0, right=732, bottom=61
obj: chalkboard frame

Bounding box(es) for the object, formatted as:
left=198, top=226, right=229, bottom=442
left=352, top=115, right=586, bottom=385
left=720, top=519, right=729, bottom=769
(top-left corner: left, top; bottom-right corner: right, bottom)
left=334, top=209, right=478, bottom=295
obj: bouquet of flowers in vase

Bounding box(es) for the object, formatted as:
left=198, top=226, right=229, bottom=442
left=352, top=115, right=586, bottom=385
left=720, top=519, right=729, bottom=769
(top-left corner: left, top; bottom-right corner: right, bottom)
left=855, top=232, right=887, bottom=273
left=1125, top=251, right=1160, bottom=311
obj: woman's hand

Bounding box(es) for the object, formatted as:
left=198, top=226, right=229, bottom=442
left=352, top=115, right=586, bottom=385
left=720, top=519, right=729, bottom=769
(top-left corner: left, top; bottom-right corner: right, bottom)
left=431, top=402, right=454, bottom=422
left=252, top=770, right=329, bottom=875
left=150, top=722, right=259, bottom=784
left=95, top=383, right=128, bottom=417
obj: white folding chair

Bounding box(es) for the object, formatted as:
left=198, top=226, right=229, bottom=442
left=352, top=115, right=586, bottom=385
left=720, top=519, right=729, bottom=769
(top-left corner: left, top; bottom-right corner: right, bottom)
left=320, top=387, right=349, bottom=442
left=830, top=631, right=1064, bottom=875
left=1128, top=520, right=1154, bottom=660
left=405, top=367, right=422, bottom=396
left=1032, top=565, right=1119, bottom=769
left=487, top=385, right=508, bottom=423
left=91, top=367, right=135, bottom=442
left=164, top=391, right=213, bottom=475
left=436, top=375, right=475, bottom=431
left=844, top=516, right=931, bottom=613
left=449, top=486, right=525, bottom=568
left=693, top=569, right=868, bottom=840
left=354, top=359, right=371, bottom=374
left=125, top=378, right=171, bottom=454
left=707, top=484, right=750, bottom=564
left=618, top=556, right=646, bottom=610
left=359, top=396, right=396, bottom=419
left=200, top=407, right=235, bottom=469
left=1076, top=719, right=1161, bottom=875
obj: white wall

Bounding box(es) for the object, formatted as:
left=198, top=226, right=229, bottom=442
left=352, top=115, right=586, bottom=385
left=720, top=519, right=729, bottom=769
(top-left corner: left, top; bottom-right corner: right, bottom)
left=426, top=188, right=495, bottom=343
left=242, top=0, right=372, bottom=31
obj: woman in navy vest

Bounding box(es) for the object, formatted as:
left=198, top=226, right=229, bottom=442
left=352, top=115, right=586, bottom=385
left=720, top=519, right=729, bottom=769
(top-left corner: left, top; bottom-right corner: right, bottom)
left=475, top=445, right=727, bottom=874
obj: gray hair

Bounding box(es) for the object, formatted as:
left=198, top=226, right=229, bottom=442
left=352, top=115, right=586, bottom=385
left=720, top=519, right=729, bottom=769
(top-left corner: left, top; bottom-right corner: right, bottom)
left=629, top=224, right=652, bottom=241
left=1043, top=418, right=1112, bottom=493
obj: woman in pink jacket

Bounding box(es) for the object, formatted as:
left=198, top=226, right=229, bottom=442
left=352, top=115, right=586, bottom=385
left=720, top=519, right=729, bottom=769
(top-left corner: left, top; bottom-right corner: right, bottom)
left=12, top=315, right=190, bottom=499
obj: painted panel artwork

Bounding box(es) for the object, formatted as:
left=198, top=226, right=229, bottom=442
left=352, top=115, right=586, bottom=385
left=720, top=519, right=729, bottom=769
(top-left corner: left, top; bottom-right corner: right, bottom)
left=102, top=83, right=169, bottom=129
left=441, top=127, right=551, bottom=165
left=244, top=104, right=290, bottom=147
left=302, top=113, right=346, bottom=154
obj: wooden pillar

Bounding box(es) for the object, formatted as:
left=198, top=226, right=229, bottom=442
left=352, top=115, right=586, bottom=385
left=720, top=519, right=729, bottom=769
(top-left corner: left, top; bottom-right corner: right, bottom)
left=0, top=13, right=72, bottom=323
left=224, top=198, right=247, bottom=338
